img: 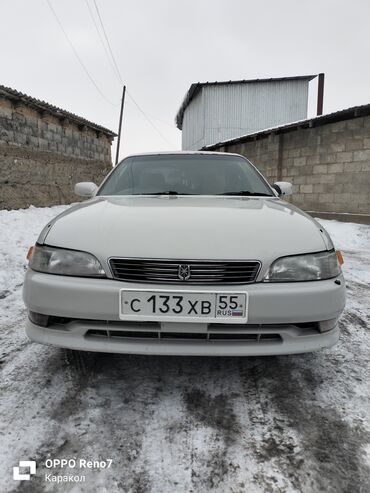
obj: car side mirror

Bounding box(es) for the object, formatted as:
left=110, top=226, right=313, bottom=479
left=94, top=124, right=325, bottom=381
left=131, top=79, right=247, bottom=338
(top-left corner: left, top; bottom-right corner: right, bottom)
left=272, top=181, right=293, bottom=197
left=74, top=182, right=98, bottom=197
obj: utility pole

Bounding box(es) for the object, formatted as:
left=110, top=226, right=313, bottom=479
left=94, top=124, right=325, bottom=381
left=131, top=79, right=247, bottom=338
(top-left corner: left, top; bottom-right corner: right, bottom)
left=115, top=85, right=126, bottom=165
left=317, top=73, right=325, bottom=116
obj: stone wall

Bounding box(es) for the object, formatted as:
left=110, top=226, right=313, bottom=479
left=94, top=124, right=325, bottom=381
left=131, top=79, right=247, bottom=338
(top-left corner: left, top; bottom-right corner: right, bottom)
left=217, top=115, right=370, bottom=215
left=0, top=95, right=113, bottom=209
left=0, top=145, right=111, bottom=209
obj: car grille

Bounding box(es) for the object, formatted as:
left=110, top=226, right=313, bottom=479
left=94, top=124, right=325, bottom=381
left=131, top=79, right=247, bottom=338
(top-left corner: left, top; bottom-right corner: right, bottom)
left=85, top=329, right=282, bottom=343
left=109, top=258, right=261, bottom=284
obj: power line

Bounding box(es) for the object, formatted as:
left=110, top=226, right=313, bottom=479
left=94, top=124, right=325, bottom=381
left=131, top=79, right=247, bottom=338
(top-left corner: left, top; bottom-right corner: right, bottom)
left=92, top=0, right=123, bottom=84
left=126, top=93, right=176, bottom=147
left=84, top=0, right=121, bottom=86
left=46, top=0, right=117, bottom=106
left=147, top=113, right=177, bottom=129
left=91, top=0, right=176, bottom=148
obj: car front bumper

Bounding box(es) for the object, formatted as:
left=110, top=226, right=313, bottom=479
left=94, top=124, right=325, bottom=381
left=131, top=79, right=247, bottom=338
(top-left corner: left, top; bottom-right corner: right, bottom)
left=23, top=270, right=346, bottom=356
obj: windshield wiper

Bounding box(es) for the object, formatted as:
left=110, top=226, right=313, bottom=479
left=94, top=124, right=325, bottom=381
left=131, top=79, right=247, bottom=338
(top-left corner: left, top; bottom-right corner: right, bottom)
left=133, top=191, right=194, bottom=196
left=219, top=191, right=273, bottom=197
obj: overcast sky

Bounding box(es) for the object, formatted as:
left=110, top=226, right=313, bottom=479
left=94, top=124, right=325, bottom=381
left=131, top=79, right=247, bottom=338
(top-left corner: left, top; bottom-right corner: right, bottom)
left=1, top=0, right=370, bottom=160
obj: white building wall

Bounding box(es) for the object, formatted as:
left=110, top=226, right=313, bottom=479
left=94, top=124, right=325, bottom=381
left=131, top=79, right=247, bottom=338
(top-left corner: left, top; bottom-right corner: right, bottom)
left=181, top=80, right=309, bottom=150
left=181, top=90, right=205, bottom=151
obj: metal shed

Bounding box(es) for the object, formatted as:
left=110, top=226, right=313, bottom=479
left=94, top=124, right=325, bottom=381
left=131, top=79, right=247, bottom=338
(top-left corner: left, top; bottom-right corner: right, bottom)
left=176, top=75, right=317, bottom=150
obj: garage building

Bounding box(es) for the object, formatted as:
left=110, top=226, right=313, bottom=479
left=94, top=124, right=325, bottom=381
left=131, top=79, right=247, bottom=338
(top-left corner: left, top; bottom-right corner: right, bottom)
left=176, top=75, right=316, bottom=151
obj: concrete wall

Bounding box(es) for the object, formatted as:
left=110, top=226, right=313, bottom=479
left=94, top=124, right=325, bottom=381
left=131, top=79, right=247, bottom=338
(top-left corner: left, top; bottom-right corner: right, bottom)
left=217, top=115, right=370, bottom=215
left=0, top=96, right=113, bottom=209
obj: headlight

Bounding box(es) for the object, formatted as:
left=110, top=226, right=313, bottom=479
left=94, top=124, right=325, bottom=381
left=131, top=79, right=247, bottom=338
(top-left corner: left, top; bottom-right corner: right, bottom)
left=264, top=250, right=341, bottom=282
left=29, top=244, right=106, bottom=277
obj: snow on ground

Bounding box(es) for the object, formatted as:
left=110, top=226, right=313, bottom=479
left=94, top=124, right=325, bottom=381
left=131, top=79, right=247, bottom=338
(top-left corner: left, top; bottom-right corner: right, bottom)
left=0, top=205, right=69, bottom=326
left=319, top=218, right=370, bottom=287
left=0, top=205, right=369, bottom=493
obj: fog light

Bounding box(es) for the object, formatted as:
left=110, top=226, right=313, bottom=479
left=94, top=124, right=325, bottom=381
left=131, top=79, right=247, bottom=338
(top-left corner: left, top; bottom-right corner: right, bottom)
left=28, top=311, right=50, bottom=327
left=318, top=318, right=338, bottom=333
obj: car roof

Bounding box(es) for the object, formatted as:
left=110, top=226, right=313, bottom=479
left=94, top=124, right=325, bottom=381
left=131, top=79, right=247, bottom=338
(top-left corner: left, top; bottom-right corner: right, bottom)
left=124, top=151, right=243, bottom=159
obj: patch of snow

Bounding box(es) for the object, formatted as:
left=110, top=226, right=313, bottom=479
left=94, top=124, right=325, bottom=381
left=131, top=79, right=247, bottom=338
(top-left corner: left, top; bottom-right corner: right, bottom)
left=317, top=218, right=370, bottom=287
left=0, top=205, right=69, bottom=326
left=318, top=218, right=370, bottom=252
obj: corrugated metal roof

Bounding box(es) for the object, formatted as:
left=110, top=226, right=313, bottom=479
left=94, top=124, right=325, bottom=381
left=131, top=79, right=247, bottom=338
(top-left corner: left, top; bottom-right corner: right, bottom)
left=175, top=75, right=317, bottom=129
left=202, top=102, right=370, bottom=150
left=0, top=84, right=117, bottom=136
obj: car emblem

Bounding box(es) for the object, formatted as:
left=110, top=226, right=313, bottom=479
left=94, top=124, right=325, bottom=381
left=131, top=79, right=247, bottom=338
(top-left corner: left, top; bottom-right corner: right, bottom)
left=178, top=264, right=191, bottom=281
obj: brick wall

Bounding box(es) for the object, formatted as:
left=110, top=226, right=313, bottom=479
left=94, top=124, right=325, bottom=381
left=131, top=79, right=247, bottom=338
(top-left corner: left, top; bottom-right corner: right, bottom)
left=217, top=115, right=370, bottom=215
left=0, top=96, right=113, bottom=209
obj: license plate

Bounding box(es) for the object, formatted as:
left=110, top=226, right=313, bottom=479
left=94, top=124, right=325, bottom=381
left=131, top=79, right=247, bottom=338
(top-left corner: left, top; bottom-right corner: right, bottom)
left=119, top=289, right=248, bottom=323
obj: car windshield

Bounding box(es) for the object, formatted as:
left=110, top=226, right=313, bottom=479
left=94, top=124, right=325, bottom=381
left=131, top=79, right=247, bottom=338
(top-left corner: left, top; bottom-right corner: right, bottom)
left=97, top=154, right=274, bottom=196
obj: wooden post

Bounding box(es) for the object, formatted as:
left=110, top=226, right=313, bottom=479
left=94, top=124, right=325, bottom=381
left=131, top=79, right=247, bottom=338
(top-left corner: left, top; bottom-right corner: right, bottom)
left=115, top=85, right=126, bottom=165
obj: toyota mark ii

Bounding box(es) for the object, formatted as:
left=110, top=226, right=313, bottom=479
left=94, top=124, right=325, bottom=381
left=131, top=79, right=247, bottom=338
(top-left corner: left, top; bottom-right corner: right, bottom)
left=23, top=152, right=346, bottom=356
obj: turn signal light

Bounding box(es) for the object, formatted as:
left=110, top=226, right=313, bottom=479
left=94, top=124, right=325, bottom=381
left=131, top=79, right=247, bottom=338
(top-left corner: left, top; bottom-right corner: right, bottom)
left=26, top=246, right=34, bottom=261
left=336, top=250, right=344, bottom=266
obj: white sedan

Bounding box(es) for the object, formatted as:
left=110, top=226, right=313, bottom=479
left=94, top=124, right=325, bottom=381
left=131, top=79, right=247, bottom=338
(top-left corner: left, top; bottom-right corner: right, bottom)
left=23, top=152, right=345, bottom=356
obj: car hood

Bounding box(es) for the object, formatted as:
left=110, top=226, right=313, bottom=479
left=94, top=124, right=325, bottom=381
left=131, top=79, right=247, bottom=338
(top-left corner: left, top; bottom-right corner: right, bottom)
left=41, top=196, right=330, bottom=278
